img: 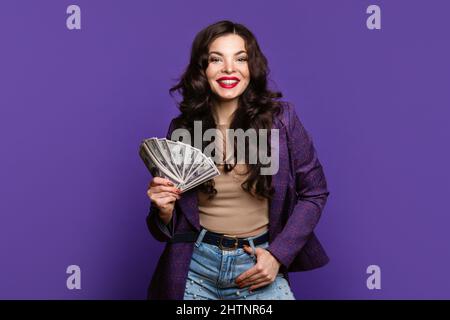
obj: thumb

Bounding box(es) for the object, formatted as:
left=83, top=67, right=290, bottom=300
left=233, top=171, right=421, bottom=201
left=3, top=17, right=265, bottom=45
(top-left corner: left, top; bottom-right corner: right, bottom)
left=243, top=245, right=253, bottom=255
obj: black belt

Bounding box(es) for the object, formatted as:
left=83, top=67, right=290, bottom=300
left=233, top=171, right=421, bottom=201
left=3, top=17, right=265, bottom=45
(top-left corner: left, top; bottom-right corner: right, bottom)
left=168, top=230, right=269, bottom=251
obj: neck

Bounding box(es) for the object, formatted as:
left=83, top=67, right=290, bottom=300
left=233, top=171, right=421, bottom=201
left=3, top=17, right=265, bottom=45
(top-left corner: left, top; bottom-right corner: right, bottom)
left=212, top=98, right=238, bottom=125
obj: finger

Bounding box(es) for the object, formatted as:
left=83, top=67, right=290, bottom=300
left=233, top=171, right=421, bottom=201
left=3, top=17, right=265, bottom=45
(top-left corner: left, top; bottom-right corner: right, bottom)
left=153, top=185, right=181, bottom=195
left=243, top=245, right=266, bottom=257
left=152, top=191, right=181, bottom=200
left=249, top=280, right=272, bottom=292
left=253, top=247, right=266, bottom=256
left=235, top=265, right=260, bottom=284
left=238, top=273, right=267, bottom=288
left=151, top=177, right=175, bottom=187
left=154, top=195, right=177, bottom=208
left=250, top=272, right=274, bottom=286
left=243, top=245, right=254, bottom=255
left=150, top=177, right=165, bottom=186
left=162, top=178, right=175, bottom=186
left=147, top=186, right=180, bottom=200
left=155, top=195, right=178, bottom=203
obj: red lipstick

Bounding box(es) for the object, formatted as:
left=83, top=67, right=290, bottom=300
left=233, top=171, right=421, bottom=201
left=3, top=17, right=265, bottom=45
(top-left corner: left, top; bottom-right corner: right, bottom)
left=216, top=76, right=240, bottom=89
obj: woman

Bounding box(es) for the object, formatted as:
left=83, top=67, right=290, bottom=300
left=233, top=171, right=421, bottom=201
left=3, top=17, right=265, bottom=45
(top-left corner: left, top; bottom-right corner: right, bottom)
left=145, top=20, right=330, bottom=300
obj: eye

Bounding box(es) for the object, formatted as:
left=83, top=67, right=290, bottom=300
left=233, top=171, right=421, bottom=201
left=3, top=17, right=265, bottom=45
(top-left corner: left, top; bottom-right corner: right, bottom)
left=209, top=56, right=221, bottom=63
left=237, top=56, right=248, bottom=62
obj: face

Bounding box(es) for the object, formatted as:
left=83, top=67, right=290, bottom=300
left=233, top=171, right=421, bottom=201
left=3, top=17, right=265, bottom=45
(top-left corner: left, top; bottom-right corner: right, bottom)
left=205, top=34, right=250, bottom=102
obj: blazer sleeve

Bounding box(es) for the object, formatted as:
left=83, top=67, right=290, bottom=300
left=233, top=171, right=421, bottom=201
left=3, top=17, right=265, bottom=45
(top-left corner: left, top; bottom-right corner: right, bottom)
left=146, top=203, right=176, bottom=242
left=145, top=118, right=178, bottom=242
left=267, top=105, right=330, bottom=269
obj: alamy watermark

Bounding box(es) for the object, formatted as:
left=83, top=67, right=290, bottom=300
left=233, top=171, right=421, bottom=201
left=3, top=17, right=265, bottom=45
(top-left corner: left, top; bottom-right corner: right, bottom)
left=366, top=264, right=381, bottom=290
left=66, top=265, right=81, bottom=290
left=170, top=121, right=280, bottom=175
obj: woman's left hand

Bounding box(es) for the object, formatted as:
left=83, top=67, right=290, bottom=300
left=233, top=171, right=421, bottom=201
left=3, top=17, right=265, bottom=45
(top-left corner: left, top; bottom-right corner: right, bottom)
left=235, top=245, right=282, bottom=292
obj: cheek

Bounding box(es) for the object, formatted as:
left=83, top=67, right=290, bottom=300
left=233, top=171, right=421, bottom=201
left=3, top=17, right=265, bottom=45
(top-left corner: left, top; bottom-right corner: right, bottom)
left=205, top=65, right=219, bottom=81
left=240, top=76, right=250, bottom=90
left=241, top=65, right=250, bottom=78
left=205, top=70, right=213, bottom=82
left=205, top=70, right=216, bottom=88
left=240, top=68, right=250, bottom=87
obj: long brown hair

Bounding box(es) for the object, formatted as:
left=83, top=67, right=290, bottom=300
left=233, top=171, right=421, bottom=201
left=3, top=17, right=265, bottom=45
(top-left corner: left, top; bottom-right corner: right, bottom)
left=169, top=20, right=286, bottom=200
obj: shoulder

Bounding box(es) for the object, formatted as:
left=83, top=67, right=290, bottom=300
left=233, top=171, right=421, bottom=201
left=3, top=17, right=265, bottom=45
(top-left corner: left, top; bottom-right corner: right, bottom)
left=273, top=101, right=300, bottom=131
left=275, top=102, right=314, bottom=148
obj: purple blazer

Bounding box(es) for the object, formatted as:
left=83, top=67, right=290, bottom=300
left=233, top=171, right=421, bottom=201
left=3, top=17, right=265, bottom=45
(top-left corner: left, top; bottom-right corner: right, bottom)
left=146, top=103, right=330, bottom=300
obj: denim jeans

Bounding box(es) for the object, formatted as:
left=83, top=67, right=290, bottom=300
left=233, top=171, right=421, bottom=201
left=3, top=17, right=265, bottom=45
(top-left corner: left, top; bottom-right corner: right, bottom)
left=183, top=228, right=296, bottom=300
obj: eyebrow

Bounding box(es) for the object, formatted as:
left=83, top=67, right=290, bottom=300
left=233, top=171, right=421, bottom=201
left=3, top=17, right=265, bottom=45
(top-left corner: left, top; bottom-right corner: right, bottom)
left=208, top=50, right=247, bottom=56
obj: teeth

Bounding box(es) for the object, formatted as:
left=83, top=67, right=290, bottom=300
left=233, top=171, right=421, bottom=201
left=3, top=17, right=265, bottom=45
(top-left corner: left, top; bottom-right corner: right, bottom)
left=218, top=80, right=238, bottom=85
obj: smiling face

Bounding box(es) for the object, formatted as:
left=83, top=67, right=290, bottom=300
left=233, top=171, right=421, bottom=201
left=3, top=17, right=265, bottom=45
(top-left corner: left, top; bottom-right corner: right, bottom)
left=206, top=34, right=250, bottom=103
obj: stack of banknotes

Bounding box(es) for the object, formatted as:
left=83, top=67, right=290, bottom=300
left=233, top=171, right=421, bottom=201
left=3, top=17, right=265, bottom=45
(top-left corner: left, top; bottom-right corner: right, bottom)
left=139, top=138, right=220, bottom=192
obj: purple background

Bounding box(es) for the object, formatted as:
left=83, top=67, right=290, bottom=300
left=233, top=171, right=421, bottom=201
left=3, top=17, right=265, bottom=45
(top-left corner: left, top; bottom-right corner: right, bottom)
left=1, top=0, right=449, bottom=299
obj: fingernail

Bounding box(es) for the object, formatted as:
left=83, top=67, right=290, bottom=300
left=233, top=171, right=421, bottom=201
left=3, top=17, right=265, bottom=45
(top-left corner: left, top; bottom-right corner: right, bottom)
left=167, top=181, right=174, bottom=186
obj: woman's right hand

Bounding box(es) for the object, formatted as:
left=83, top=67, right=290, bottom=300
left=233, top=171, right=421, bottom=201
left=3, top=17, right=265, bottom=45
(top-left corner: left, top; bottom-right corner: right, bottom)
left=147, top=177, right=181, bottom=225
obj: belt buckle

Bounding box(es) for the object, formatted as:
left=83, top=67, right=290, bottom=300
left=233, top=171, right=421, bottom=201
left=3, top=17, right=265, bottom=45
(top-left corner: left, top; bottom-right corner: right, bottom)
left=219, top=234, right=239, bottom=251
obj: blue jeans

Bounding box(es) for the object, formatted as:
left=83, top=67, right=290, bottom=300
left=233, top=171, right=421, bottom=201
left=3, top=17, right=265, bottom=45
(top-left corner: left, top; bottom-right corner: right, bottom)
left=183, top=228, right=296, bottom=300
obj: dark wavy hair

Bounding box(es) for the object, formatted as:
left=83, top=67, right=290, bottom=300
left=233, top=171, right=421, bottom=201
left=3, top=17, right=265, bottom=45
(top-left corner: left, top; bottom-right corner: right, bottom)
left=169, top=20, right=286, bottom=200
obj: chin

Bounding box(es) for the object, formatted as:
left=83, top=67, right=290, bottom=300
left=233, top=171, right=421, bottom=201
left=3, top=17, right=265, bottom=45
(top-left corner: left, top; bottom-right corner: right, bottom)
left=218, top=94, right=239, bottom=101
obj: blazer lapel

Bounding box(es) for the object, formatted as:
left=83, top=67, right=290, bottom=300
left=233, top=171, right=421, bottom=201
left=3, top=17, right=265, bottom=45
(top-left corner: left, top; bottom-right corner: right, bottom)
left=269, top=119, right=291, bottom=239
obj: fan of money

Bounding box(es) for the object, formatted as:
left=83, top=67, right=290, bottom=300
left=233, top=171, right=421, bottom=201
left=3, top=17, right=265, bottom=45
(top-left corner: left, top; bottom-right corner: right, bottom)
left=139, top=137, right=220, bottom=193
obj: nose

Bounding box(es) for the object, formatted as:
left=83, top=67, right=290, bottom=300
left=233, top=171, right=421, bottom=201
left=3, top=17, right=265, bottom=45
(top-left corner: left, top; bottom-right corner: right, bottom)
left=222, top=59, right=235, bottom=74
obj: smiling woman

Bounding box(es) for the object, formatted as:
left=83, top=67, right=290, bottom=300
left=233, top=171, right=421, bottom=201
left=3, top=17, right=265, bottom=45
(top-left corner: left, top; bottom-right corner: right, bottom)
left=206, top=35, right=250, bottom=98
left=167, top=20, right=284, bottom=201
left=145, top=20, right=330, bottom=300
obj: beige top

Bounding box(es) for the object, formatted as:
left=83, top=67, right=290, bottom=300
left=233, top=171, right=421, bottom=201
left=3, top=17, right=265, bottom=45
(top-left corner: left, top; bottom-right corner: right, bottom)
left=197, top=124, right=269, bottom=237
